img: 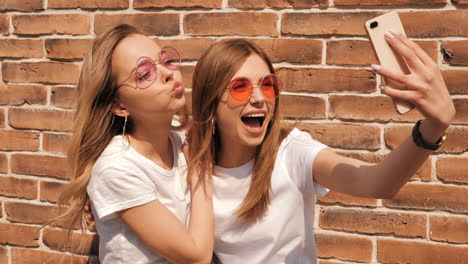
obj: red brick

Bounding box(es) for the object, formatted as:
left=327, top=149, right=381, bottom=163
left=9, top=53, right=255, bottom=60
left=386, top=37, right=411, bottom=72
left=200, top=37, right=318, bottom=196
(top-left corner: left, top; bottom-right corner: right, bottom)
left=181, top=65, right=195, bottom=88
left=383, top=183, right=468, bottom=213
left=298, top=123, right=381, bottom=150
left=0, top=84, right=47, bottom=106
left=11, top=154, right=68, bottom=179
left=0, top=130, right=40, bottom=151
left=385, top=125, right=468, bottom=154
left=12, top=14, right=90, bottom=36
left=157, top=38, right=216, bottom=61
left=184, top=13, right=278, bottom=36
left=430, top=215, right=468, bottom=244
left=442, top=40, right=468, bottom=66
left=40, top=181, right=67, bottom=203
left=45, top=38, right=91, bottom=60
left=453, top=98, right=468, bottom=124
left=377, top=239, right=468, bottom=264
left=443, top=69, right=468, bottom=94
left=0, top=108, right=4, bottom=128
left=276, top=68, right=375, bottom=93
left=11, top=248, right=88, bottom=264
left=282, top=12, right=380, bottom=37
left=5, top=201, right=60, bottom=225
left=0, top=153, right=7, bottom=173
left=334, top=0, right=447, bottom=7
left=0, top=39, right=43, bottom=58
left=9, top=108, right=73, bottom=132
left=318, top=191, right=378, bottom=207
left=94, top=14, right=179, bottom=36
left=319, top=207, right=426, bottom=237
left=452, top=0, right=468, bottom=4
left=327, top=40, right=437, bottom=66
left=0, top=15, right=9, bottom=35
left=43, top=133, right=71, bottom=154
left=400, top=10, right=468, bottom=37
left=0, top=0, right=43, bottom=11
left=0, top=246, right=6, bottom=264
left=48, top=0, right=128, bottom=9
left=0, top=223, right=40, bottom=247
left=43, top=228, right=98, bottom=254
left=2, top=62, right=79, bottom=84
left=316, top=232, right=372, bottom=262
left=51, top=86, right=75, bottom=109
left=229, top=0, right=328, bottom=8
left=0, top=177, right=37, bottom=199
left=436, top=157, right=468, bottom=184
left=329, top=95, right=423, bottom=122
left=280, top=95, right=326, bottom=119
left=250, top=38, right=322, bottom=64
left=134, top=0, right=221, bottom=8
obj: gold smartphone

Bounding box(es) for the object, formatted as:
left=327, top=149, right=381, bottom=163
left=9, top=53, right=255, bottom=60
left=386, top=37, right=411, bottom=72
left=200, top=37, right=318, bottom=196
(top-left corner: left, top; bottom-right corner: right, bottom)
left=365, top=11, right=415, bottom=114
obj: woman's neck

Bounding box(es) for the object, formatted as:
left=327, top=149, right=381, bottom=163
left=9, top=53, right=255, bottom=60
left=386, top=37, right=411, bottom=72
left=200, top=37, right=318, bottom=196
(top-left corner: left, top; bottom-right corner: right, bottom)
left=216, top=137, right=256, bottom=168
left=128, top=118, right=173, bottom=170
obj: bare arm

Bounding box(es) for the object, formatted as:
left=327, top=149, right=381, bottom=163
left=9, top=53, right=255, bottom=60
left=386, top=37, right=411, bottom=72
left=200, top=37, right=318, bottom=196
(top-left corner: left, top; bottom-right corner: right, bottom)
left=313, top=32, right=455, bottom=199
left=118, top=176, right=214, bottom=264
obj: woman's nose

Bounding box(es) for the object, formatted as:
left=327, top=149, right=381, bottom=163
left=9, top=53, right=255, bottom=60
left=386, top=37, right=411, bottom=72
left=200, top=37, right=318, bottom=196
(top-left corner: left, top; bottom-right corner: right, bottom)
left=249, top=84, right=265, bottom=104
left=159, top=64, right=174, bottom=84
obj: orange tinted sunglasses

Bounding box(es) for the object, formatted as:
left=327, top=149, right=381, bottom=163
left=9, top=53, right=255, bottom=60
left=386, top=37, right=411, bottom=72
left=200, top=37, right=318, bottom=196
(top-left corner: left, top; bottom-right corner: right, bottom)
left=227, top=74, right=282, bottom=102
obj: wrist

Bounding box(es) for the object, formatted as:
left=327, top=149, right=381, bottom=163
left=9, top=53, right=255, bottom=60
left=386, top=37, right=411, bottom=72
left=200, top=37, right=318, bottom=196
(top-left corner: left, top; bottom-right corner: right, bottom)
left=412, top=120, right=447, bottom=151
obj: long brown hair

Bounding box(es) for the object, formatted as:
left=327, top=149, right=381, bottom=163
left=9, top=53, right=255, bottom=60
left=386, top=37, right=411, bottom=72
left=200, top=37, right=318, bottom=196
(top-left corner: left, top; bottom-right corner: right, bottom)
left=188, top=39, right=291, bottom=221
left=45, top=24, right=187, bottom=245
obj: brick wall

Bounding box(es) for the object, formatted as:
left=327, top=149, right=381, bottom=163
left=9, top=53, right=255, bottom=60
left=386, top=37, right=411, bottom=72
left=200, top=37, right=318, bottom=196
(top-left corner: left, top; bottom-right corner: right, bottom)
left=0, top=0, right=467, bottom=263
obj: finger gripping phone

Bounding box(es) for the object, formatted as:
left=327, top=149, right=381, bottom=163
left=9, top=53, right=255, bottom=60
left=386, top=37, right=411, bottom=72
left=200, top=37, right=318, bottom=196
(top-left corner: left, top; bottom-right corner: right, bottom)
left=365, top=11, right=415, bottom=114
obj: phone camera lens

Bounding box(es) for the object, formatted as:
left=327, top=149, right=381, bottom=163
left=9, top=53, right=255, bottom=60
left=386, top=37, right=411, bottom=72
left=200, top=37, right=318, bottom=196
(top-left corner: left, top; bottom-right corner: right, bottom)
left=370, top=21, right=378, bottom=29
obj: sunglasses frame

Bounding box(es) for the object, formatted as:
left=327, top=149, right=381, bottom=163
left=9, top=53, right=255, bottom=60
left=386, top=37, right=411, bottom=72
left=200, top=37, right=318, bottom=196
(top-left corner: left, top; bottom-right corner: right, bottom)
left=116, top=46, right=181, bottom=89
left=226, top=74, right=283, bottom=102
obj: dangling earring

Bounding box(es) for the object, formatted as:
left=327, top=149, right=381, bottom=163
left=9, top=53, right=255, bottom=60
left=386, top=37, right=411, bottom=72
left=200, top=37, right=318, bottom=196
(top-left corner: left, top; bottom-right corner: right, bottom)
left=211, top=119, right=215, bottom=135
left=122, top=115, right=128, bottom=137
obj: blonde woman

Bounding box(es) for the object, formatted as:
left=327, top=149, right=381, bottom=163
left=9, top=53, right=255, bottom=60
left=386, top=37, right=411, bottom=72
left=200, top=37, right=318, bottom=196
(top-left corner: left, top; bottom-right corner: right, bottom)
left=188, top=36, right=454, bottom=263
left=52, top=24, right=213, bottom=264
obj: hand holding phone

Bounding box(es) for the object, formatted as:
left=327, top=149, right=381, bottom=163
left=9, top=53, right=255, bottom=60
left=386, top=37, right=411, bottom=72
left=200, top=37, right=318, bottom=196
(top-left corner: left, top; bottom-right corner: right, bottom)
left=365, top=11, right=415, bottom=114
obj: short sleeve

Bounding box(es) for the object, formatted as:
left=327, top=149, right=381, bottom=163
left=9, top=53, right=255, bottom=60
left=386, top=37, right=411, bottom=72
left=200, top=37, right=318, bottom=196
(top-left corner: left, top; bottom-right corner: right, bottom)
left=87, top=163, right=158, bottom=220
left=283, top=128, right=328, bottom=196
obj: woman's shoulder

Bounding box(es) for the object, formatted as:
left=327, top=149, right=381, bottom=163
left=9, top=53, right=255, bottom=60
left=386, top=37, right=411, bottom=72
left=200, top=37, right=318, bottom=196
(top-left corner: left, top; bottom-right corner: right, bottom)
left=280, top=127, right=327, bottom=150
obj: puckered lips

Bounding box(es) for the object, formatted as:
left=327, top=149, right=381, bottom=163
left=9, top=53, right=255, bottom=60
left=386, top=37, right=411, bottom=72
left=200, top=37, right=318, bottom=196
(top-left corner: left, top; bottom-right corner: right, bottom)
left=240, top=110, right=266, bottom=134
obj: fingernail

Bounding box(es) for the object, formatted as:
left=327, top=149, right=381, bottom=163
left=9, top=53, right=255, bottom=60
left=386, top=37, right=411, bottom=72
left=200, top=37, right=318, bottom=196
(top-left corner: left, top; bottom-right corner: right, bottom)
left=385, top=31, right=394, bottom=39
left=379, top=85, right=385, bottom=90
left=371, top=64, right=381, bottom=71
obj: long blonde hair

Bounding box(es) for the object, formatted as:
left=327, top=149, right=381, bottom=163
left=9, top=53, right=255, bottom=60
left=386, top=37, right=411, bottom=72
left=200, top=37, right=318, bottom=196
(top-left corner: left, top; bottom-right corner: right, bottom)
left=46, top=24, right=187, bottom=243
left=188, top=39, right=292, bottom=221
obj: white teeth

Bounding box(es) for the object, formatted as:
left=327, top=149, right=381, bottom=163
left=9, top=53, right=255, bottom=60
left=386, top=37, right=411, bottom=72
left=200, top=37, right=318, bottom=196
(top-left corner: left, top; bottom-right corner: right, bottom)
left=243, top=113, right=265, bottom=118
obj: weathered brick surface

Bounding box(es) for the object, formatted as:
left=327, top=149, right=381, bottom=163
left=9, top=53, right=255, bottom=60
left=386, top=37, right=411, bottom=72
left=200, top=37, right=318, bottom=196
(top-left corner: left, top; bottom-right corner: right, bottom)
left=0, top=153, right=7, bottom=173
left=383, top=183, right=468, bottom=213
left=50, top=86, right=76, bottom=109
left=0, top=176, right=37, bottom=199
left=11, top=248, right=89, bottom=264
left=134, top=0, right=221, bottom=8
left=11, top=154, right=68, bottom=179
left=0, top=39, right=43, bottom=58
left=334, top=0, right=447, bottom=7
left=430, top=215, right=468, bottom=244
left=3, top=62, right=79, bottom=84
left=0, top=130, right=40, bottom=151
left=276, top=68, right=376, bottom=93
left=12, top=15, right=90, bottom=35
left=442, top=40, right=468, bottom=66
left=0, top=15, right=9, bottom=35
left=48, top=0, right=129, bottom=9
left=316, top=232, right=373, bottom=262
left=436, top=157, right=468, bottom=184
left=184, top=13, right=278, bottom=36
left=400, top=10, right=468, bottom=37
left=443, top=69, right=468, bottom=94
left=42, top=228, right=98, bottom=254
left=42, top=132, right=71, bottom=154
left=9, top=108, right=74, bottom=132
left=318, top=191, right=378, bottom=207
left=377, top=239, right=468, bottom=264
left=0, top=84, right=47, bottom=106
left=0, top=223, right=40, bottom=247
left=0, top=0, right=44, bottom=11
left=157, top=38, right=216, bottom=61
left=94, top=14, right=179, bottom=35
left=0, top=108, right=4, bottom=128
left=229, top=0, right=329, bottom=8
left=251, top=38, right=323, bottom=64
left=319, top=207, right=426, bottom=237
left=40, top=181, right=67, bottom=203
left=280, top=95, right=326, bottom=119
left=45, top=39, right=91, bottom=60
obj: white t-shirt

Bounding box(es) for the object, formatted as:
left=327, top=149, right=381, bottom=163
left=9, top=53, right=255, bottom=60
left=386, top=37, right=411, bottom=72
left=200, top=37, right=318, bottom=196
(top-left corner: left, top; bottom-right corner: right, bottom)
left=87, top=131, right=189, bottom=264
left=212, top=128, right=328, bottom=264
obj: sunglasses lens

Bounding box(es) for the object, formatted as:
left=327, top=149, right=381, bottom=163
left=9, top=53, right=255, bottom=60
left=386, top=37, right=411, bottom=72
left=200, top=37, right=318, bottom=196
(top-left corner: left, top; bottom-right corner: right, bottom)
left=160, top=46, right=180, bottom=70
left=136, top=57, right=157, bottom=89
left=229, top=78, right=252, bottom=101
left=261, top=74, right=282, bottom=98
